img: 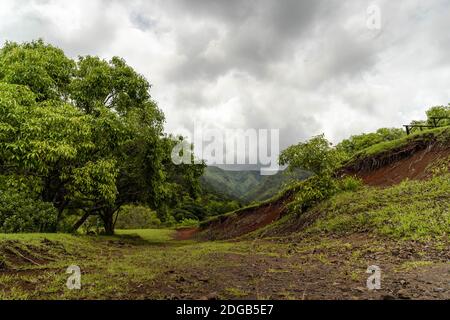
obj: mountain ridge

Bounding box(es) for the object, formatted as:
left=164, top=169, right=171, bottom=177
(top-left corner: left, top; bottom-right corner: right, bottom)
left=200, top=166, right=309, bottom=204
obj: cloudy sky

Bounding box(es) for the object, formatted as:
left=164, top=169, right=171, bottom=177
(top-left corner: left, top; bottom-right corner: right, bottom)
left=1, top=0, right=449, bottom=158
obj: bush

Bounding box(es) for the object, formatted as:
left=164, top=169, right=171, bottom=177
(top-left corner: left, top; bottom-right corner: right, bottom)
left=177, top=218, right=199, bottom=228
left=288, top=176, right=338, bottom=214
left=115, top=205, right=161, bottom=229
left=172, top=208, right=198, bottom=222
left=0, top=188, right=57, bottom=233
left=336, top=128, right=406, bottom=157
left=337, top=176, right=363, bottom=192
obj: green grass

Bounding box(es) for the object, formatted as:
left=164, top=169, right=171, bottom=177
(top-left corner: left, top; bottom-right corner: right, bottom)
left=0, top=229, right=261, bottom=299
left=349, top=126, right=450, bottom=161
left=397, top=261, right=434, bottom=272
left=304, top=174, right=450, bottom=241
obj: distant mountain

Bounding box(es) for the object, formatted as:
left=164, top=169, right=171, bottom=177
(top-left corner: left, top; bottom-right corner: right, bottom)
left=200, top=166, right=309, bottom=204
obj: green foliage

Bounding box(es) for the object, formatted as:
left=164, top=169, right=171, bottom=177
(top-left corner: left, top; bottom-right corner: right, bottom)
left=349, top=126, right=450, bottom=161
left=176, top=218, right=200, bottom=228
left=336, top=176, right=363, bottom=192
left=307, top=174, right=450, bottom=240
left=406, top=105, right=450, bottom=134
left=115, top=205, right=161, bottom=229
left=0, top=187, right=57, bottom=233
left=171, top=203, right=206, bottom=222
left=336, top=128, right=406, bottom=158
left=0, top=40, right=75, bottom=101
left=203, top=198, right=241, bottom=216
left=279, top=135, right=349, bottom=215
left=0, top=40, right=205, bottom=234
left=279, top=134, right=345, bottom=177
left=70, top=56, right=152, bottom=115
left=158, top=136, right=206, bottom=211
left=68, top=159, right=118, bottom=205
left=425, top=104, right=450, bottom=127
left=287, top=176, right=339, bottom=214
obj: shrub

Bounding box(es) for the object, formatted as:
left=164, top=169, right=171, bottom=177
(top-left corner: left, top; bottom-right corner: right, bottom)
left=288, top=176, right=338, bottom=214
left=177, top=218, right=199, bottom=228
left=0, top=188, right=57, bottom=233
left=115, top=205, right=161, bottom=229
left=337, top=176, right=363, bottom=192
left=336, top=128, right=406, bottom=157
left=280, top=134, right=345, bottom=176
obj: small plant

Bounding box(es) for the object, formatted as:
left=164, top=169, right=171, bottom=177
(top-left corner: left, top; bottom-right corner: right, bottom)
left=287, top=176, right=338, bottom=214
left=176, top=218, right=199, bottom=228
left=337, top=176, right=363, bottom=192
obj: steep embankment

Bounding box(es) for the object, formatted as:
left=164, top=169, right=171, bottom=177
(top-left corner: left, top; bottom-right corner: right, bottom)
left=342, top=127, right=450, bottom=186
left=197, top=183, right=304, bottom=240
left=199, top=197, right=287, bottom=241
left=196, top=127, right=450, bottom=241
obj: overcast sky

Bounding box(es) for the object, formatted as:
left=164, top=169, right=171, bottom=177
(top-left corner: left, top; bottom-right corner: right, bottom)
left=1, top=0, right=450, bottom=154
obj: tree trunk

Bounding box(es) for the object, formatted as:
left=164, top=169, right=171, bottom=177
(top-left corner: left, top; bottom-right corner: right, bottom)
left=71, top=211, right=91, bottom=233
left=53, top=199, right=69, bottom=232
left=101, top=208, right=115, bottom=235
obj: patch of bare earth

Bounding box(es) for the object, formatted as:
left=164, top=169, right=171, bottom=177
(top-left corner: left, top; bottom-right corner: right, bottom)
left=174, top=228, right=199, bottom=240
left=343, top=144, right=450, bottom=187
left=133, top=235, right=449, bottom=300
left=198, top=198, right=291, bottom=241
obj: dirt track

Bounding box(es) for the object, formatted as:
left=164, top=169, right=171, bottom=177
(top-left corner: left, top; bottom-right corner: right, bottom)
left=174, top=228, right=199, bottom=240
left=145, top=235, right=450, bottom=300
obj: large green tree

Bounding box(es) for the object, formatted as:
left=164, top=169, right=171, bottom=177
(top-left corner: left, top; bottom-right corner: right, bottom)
left=0, top=40, right=204, bottom=235
left=0, top=39, right=75, bottom=101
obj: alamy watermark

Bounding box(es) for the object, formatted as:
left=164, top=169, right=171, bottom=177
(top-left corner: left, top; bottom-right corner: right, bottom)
left=66, top=265, right=81, bottom=290
left=366, top=265, right=381, bottom=290
left=171, top=122, right=280, bottom=175
left=366, top=4, right=381, bottom=31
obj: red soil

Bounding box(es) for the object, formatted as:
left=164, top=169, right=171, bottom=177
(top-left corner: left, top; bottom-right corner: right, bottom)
left=198, top=198, right=289, bottom=241
left=174, top=227, right=199, bottom=240
left=349, top=146, right=450, bottom=187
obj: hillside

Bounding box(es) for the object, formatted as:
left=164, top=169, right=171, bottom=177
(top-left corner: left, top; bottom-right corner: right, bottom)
left=200, top=166, right=309, bottom=204
left=341, top=126, right=450, bottom=186
left=197, top=127, right=450, bottom=241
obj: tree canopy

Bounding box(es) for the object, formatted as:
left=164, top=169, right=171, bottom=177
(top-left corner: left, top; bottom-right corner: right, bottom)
left=279, top=134, right=345, bottom=177
left=0, top=40, right=204, bottom=234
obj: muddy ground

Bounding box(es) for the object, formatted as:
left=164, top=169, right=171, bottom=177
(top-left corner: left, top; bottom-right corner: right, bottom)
left=145, top=233, right=450, bottom=300
left=2, top=231, right=447, bottom=300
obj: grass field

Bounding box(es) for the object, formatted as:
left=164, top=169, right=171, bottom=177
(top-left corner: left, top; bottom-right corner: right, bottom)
left=1, top=222, right=449, bottom=300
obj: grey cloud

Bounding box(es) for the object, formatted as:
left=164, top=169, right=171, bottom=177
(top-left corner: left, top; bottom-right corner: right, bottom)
left=0, top=0, right=121, bottom=57
left=1, top=0, right=450, bottom=159
left=165, top=0, right=330, bottom=83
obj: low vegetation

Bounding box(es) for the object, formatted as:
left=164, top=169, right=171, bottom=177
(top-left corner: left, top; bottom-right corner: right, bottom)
left=307, top=173, right=450, bottom=240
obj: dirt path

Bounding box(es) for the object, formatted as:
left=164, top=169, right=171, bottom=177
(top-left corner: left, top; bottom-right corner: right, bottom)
left=174, top=227, right=199, bottom=240
left=1, top=233, right=449, bottom=300
left=136, top=235, right=450, bottom=300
